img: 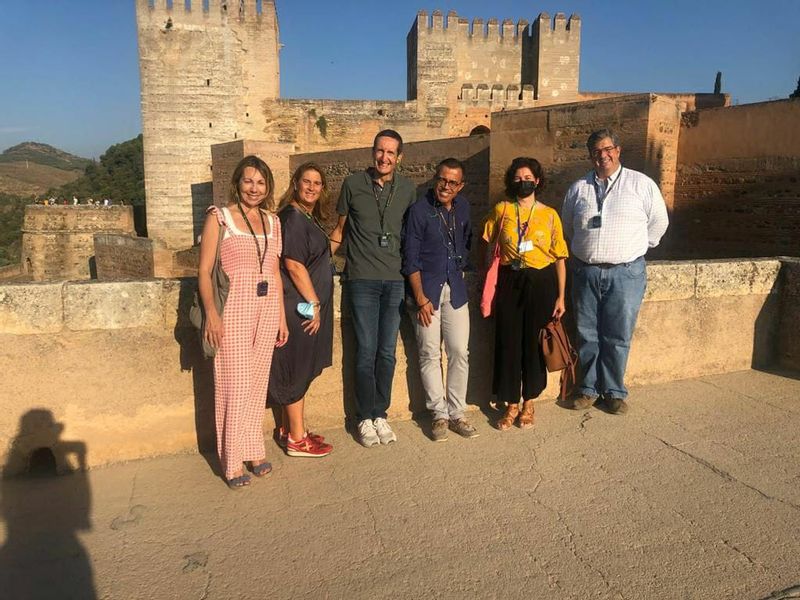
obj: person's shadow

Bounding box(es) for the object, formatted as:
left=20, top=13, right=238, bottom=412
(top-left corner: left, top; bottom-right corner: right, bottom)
left=0, top=409, right=96, bottom=599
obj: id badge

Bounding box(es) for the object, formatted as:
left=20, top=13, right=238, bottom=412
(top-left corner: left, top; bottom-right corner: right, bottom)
left=518, top=240, right=534, bottom=253
left=256, top=281, right=268, bottom=297
left=379, top=233, right=390, bottom=248
left=588, top=215, right=602, bottom=229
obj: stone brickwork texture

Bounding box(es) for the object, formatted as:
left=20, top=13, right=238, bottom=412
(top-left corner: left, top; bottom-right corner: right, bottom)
left=136, top=1, right=581, bottom=251
left=21, top=206, right=135, bottom=281
left=287, top=133, right=490, bottom=266
left=488, top=94, right=682, bottom=222
left=671, top=99, right=800, bottom=259
left=93, top=234, right=155, bottom=280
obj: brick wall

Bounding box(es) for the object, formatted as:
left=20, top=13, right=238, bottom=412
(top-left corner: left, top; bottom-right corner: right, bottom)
left=671, top=99, right=800, bottom=258
left=288, top=133, right=490, bottom=245
left=489, top=94, right=681, bottom=219
left=94, top=234, right=155, bottom=280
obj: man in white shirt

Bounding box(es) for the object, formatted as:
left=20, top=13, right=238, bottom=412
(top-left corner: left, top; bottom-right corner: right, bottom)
left=560, top=129, right=669, bottom=414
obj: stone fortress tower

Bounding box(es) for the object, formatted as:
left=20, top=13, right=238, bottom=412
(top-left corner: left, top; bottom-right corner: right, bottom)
left=135, top=1, right=581, bottom=251
left=135, top=0, right=280, bottom=249
left=408, top=10, right=580, bottom=111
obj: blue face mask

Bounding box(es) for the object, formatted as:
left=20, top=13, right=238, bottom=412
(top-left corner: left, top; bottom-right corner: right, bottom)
left=297, top=302, right=316, bottom=319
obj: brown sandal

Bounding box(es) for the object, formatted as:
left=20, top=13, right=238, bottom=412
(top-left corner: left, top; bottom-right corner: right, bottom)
left=519, top=400, right=535, bottom=429
left=497, top=403, right=520, bottom=431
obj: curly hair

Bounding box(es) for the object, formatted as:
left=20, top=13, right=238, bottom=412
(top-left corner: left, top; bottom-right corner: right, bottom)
left=503, top=156, right=546, bottom=199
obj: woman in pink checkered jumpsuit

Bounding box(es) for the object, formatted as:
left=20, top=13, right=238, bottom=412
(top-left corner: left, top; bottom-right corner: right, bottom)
left=198, top=156, right=288, bottom=489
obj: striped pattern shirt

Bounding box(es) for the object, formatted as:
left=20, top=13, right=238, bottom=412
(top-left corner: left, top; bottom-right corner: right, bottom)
left=561, top=166, right=669, bottom=264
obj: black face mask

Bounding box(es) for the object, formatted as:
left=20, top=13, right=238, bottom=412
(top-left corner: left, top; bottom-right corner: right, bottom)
left=514, top=180, right=537, bottom=199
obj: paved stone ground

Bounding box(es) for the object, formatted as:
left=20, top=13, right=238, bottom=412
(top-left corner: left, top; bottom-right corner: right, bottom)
left=2, top=370, right=800, bottom=600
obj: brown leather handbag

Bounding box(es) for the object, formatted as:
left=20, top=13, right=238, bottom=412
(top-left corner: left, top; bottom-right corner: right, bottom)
left=539, top=318, right=578, bottom=400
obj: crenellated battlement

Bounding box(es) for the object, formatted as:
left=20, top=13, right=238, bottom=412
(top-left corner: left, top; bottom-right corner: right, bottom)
left=534, top=11, right=581, bottom=35
left=136, top=0, right=273, bottom=24
left=408, top=7, right=581, bottom=105
left=414, top=8, right=533, bottom=40
left=458, top=83, right=536, bottom=107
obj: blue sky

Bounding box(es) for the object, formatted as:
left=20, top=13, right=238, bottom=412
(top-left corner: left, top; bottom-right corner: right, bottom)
left=0, top=0, right=797, bottom=158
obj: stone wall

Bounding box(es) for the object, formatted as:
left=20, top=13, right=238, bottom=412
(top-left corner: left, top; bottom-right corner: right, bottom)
left=210, top=140, right=295, bottom=212
left=489, top=94, right=682, bottom=218
left=288, top=133, right=490, bottom=263
left=135, top=0, right=280, bottom=250
left=20, top=206, right=135, bottom=281
left=93, top=234, right=155, bottom=280
left=0, top=258, right=790, bottom=475
left=671, top=99, right=800, bottom=258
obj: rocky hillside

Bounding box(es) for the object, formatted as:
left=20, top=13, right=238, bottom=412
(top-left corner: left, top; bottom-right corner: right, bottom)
left=0, top=142, right=91, bottom=197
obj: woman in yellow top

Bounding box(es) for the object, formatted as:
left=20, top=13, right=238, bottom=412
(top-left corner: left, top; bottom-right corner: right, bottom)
left=482, top=157, right=568, bottom=430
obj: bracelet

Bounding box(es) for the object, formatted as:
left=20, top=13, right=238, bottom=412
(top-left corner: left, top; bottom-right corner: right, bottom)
left=418, top=299, right=431, bottom=309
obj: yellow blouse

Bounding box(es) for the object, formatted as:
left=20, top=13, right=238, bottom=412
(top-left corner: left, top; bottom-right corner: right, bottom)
left=482, top=200, right=569, bottom=268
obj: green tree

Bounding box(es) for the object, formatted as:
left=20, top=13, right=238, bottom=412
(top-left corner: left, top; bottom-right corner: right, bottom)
left=0, top=193, right=28, bottom=267
left=49, top=135, right=144, bottom=205
left=791, top=76, right=800, bottom=99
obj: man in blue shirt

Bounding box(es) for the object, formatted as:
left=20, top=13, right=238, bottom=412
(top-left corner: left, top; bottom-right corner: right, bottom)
left=401, top=158, right=478, bottom=441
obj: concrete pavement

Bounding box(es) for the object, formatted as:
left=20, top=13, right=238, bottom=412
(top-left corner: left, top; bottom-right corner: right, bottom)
left=1, top=369, right=799, bottom=599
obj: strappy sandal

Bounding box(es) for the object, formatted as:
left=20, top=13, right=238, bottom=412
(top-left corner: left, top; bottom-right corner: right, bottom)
left=227, top=474, right=251, bottom=489
left=249, top=461, right=273, bottom=477
left=497, top=403, right=520, bottom=431
left=519, top=400, right=535, bottom=429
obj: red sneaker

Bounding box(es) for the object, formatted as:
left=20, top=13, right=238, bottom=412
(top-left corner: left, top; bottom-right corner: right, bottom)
left=286, top=434, right=332, bottom=458
left=275, top=427, right=326, bottom=449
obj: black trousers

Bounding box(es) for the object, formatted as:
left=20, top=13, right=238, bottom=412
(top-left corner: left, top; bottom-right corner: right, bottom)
left=493, top=264, right=557, bottom=404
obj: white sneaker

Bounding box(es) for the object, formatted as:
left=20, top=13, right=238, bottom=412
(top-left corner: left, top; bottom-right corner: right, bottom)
left=358, top=419, right=380, bottom=448
left=373, top=418, right=397, bottom=444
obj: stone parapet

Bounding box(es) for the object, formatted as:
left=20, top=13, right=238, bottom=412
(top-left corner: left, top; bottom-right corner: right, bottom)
left=0, top=258, right=794, bottom=473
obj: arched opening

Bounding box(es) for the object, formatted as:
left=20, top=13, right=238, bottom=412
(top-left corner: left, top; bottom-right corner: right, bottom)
left=470, top=125, right=490, bottom=136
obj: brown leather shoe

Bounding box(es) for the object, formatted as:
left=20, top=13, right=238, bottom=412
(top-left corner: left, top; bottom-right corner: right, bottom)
left=602, top=397, right=629, bottom=415
left=497, top=403, right=520, bottom=431
left=559, top=394, right=596, bottom=410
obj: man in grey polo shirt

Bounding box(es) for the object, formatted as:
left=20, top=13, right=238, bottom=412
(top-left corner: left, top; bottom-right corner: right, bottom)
left=330, top=130, right=417, bottom=446
left=560, top=128, right=669, bottom=414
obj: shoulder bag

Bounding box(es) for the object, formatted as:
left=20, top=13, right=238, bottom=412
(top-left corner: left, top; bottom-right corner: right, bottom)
left=480, top=202, right=508, bottom=318
left=189, top=221, right=230, bottom=358
left=539, top=317, right=578, bottom=400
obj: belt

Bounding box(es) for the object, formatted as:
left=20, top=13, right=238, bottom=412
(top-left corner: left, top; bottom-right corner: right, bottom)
left=575, top=257, right=642, bottom=269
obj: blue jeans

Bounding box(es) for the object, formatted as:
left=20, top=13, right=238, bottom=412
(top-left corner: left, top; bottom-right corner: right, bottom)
left=346, top=280, right=405, bottom=420
left=571, top=258, right=647, bottom=400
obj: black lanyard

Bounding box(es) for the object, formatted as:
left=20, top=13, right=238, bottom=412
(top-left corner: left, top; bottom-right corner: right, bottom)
left=236, top=202, right=268, bottom=275
left=436, top=203, right=457, bottom=256
left=296, top=204, right=333, bottom=259
left=515, top=201, right=535, bottom=245
left=593, top=167, right=623, bottom=213
left=368, top=172, right=396, bottom=233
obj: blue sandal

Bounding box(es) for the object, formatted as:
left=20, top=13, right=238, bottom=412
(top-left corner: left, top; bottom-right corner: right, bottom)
left=249, top=461, right=272, bottom=477
left=227, top=474, right=251, bottom=489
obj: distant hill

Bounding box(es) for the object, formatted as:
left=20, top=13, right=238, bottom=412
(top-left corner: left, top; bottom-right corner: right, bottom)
left=0, top=142, right=91, bottom=197
left=0, top=142, right=92, bottom=172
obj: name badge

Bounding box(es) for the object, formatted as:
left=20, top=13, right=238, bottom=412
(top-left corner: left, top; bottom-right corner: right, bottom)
left=518, top=240, right=534, bottom=253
